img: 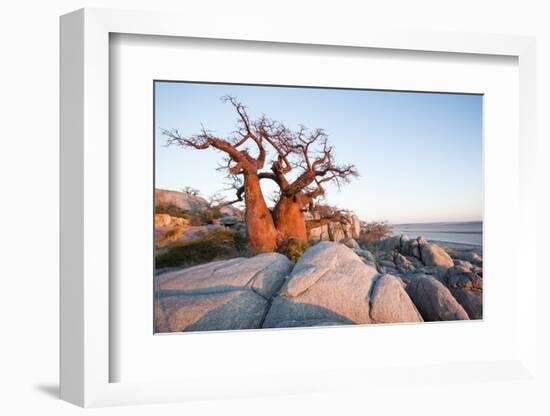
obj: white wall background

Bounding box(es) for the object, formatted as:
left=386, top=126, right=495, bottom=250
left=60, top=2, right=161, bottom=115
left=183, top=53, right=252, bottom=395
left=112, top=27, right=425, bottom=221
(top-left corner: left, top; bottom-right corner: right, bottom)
left=0, top=1, right=548, bottom=415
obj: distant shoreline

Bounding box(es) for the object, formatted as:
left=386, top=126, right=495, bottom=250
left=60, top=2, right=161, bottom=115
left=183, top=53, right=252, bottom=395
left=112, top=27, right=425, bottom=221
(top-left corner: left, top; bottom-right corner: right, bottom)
left=391, top=220, right=482, bottom=226
left=428, top=239, right=482, bottom=253
left=390, top=221, right=482, bottom=248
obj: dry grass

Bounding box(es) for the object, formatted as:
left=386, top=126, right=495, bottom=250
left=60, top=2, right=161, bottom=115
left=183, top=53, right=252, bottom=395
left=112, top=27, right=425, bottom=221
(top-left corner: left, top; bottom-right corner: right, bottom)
left=155, top=228, right=248, bottom=269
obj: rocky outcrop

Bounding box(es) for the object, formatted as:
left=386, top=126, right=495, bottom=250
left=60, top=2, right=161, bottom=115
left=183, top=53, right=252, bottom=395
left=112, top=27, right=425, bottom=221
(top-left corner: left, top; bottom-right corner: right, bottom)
left=393, top=253, right=413, bottom=272
left=452, top=251, right=483, bottom=266
left=219, top=215, right=240, bottom=226
left=155, top=290, right=268, bottom=332
left=155, top=188, right=209, bottom=213
left=155, top=213, right=191, bottom=248
left=155, top=238, right=481, bottom=333
left=155, top=213, right=189, bottom=228
left=155, top=253, right=293, bottom=332
left=450, top=288, right=482, bottom=320
left=375, top=235, right=455, bottom=268
left=369, top=274, right=423, bottom=323
left=405, top=274, right=469, bottom=321
left=342, top=237, right=361, bottom=251
left=262, top=242, right=379, bottom=327
left=155, top=188, right=241, bottom=216
left=307, top=213, right=361, bottom=242
left=445, top=264, right=483, bottom=319
left=377, top=235, right=403, bottom=253
left=370, top=236, right=483, bottom=320
left=350, top=215, right=361, bottom=239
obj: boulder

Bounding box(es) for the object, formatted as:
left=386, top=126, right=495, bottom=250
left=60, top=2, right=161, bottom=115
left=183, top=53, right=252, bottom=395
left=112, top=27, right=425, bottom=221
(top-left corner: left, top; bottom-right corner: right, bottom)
left=155, top=188, right=209, bottom=212
left=155, top=253, right=294, bottom=332
left=219, top=205, right=242, bottom=217
left=155, top=290, right=268, bottom=332
left=304, top=211, right=330, bottom=241
left=350, top=215, right=361, bottom=238
left=453, top=260, right=473, bottom=270
left=453, top=251, right=483, bottom=266
left=445, top=266, right=483, bottom=319
left=308, top=224, right=330, bottom=242
left=262, top=242, right=379, bottom=328
left=355, top=248, right=376, bottom=263
left=447, top=268, right=483, bottom=290
left=394, top=253, right=412, bottom=271
left=220, top=215, right=240, bottom=226
left=375, top=234, right=434, bottom=258
left=268, top=318, right=348, bottom=328
left=156, top=253, right=293, bottom=299
left=420, top=243, right=454, bottom=268
left=342, top=237, right=361, bottom=251
left=328, top=222, right=347, bottom=242
left=155, top=213, right=189, bottom=228
left=369, top=274, right=423, bottom=323
left=400, top=271, right=431, bottom=286
left=155, top=213, right=172, bottom=227
left=155, top=188, right=242, bottom=218
left=377, top=235, right=402, bottom=253
left=419, top=265, right=451, bottom=283
left=466, top=252, right=483, bottom=266
left=380, top=259, right=396, bottom=269
left=405, top=275, right=469, bottom=321
left=450, top=288, right=482, bottom=320
left=410, top=239, right=421, bottom=259
left=400, top=235, right=412, bottom=255
left=307, top=212, right=358, bottom=242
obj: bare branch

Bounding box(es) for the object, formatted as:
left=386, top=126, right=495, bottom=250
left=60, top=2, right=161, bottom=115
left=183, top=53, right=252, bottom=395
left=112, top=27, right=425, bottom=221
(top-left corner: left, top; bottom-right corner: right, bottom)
left=305, top=204, right=351, bottom=231
left=162, top=127, right=255, bottom=170
left=218, top=186, right=245, bottom=207
left=163, top=97, right=358, bottom=217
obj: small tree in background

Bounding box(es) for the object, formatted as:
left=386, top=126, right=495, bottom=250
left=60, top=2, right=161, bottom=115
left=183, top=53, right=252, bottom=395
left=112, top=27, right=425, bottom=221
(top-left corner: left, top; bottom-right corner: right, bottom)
left=358, top=221, right=392, bottom=244
left=181, top=186, right=200, bottom=196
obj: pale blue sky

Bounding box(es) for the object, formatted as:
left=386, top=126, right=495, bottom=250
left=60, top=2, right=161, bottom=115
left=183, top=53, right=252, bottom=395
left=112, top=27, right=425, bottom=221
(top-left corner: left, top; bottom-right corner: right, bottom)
left=155, top=82, right=482, bottom=224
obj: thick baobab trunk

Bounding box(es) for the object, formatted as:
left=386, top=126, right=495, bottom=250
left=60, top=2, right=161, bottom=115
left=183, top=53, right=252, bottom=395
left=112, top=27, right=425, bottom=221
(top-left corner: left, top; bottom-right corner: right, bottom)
left=243, top=173, right=278, bottom=252
left=273, top=195, right=308, bottom=242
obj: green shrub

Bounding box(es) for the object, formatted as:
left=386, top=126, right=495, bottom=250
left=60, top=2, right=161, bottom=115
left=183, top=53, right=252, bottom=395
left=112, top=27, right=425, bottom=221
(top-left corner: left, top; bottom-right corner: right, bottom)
left=155, top=228, right=248, bottom=269
left=279, top=238, right=309, bottom=263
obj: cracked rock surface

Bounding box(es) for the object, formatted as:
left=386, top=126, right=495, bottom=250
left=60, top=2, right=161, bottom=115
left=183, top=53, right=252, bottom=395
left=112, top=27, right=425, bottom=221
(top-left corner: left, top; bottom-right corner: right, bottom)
left=263, top=242, right=379, bottom=328
left=155, top=253, right=293, bottom=332
left=155, top=239, right=480, bottom=333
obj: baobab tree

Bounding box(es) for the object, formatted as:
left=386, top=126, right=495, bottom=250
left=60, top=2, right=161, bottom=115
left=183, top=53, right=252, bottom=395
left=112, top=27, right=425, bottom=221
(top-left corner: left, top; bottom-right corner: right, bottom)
left=163, top=96, right=358, bottom=253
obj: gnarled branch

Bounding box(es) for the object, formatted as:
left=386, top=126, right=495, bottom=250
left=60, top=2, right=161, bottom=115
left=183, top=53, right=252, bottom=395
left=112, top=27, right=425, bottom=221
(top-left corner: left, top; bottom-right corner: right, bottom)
left=305, top=212, right=350, bottom=231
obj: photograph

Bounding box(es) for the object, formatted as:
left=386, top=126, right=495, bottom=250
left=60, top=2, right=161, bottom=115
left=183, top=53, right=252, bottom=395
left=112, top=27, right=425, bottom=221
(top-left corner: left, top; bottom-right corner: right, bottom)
left=153, top=81, right=483, bottom=333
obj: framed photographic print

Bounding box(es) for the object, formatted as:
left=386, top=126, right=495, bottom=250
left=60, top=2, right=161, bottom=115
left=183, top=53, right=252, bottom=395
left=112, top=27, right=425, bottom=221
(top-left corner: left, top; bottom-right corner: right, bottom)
left=60, top=8, right=537, bottom=407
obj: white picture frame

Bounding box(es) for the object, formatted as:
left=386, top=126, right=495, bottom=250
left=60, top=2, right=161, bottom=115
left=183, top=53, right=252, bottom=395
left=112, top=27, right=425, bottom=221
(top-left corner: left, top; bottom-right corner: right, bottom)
left=60, top=7, right=537, bottom=407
